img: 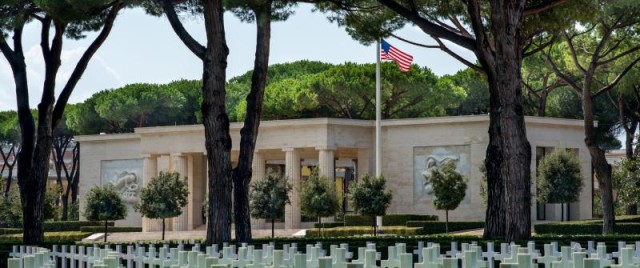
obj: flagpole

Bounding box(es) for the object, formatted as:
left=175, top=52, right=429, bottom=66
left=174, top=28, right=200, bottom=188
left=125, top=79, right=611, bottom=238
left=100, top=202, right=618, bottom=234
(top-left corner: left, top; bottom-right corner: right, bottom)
left=375, top=39, right=381, bottom=178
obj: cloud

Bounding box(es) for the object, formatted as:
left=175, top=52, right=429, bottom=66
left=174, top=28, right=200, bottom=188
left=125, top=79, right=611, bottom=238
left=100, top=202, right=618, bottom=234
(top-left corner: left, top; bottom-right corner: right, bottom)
left=0, top=45, right=122, bottom=111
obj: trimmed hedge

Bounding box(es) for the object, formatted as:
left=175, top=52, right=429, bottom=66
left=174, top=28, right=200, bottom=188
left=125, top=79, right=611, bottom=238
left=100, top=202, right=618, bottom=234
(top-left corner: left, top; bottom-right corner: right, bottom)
left=43, top=221, right=114, bottom=232
left=313, top=222, right=345, bottom=229
left=305, top=226, right=422, bottom=237
left=0, top=231, right=91, bottom=244
left=407, top=221, right=484, bottom=234
left=0, top=228, right=22, bottom=235
left=534, top=222, right=640, bottom=235
left=0, top=221, right=111, bottom=235
left=79, top=226, right=142, bottom=233
left=344, top=214, right=438, bottom=226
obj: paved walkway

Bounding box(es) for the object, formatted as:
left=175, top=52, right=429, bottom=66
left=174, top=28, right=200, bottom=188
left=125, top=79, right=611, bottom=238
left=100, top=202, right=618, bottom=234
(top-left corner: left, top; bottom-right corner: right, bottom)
left=95, top=229, right=305, bottom=243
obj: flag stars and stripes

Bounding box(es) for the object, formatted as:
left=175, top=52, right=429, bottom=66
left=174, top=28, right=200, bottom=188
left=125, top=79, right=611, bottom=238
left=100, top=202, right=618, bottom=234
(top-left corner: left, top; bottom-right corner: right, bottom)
left=380, top=39, right=413, bottom=72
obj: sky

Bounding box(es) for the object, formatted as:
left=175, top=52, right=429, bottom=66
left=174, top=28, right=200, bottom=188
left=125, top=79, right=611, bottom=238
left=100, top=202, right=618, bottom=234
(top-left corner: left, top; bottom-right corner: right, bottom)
left=0, top=4, right=475, bottom=112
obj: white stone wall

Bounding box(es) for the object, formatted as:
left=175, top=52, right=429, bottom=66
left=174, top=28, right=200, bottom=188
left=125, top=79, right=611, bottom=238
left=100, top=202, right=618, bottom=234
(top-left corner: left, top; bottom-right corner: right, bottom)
left=77, top=116, right=593, bottom=229
left=77, top=134, right=142, bottom=227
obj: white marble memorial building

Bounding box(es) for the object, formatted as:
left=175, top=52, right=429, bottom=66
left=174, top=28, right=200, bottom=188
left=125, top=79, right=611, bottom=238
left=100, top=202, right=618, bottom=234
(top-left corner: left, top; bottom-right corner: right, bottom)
left=76, top=115, right=594, bottom=231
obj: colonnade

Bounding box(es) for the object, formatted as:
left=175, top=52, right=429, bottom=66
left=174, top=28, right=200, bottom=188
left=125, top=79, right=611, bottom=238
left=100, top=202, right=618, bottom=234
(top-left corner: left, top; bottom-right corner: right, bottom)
left=141, top=147, right=370, bottom=232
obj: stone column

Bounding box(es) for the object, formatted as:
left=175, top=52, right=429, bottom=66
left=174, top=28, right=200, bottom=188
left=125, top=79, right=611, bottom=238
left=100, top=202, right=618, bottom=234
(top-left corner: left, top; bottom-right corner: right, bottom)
left=251, top=152, right=266, bottom=229
left=171, top=153, right=189, bottom=231
left=188, top=153, right=206, bottom=229
left=317, top=146, right=336, bottom=223
left=284, top=148, right=301, bottom=229
left=317, top=146, right=335, bottom=179
left=142, top=154, right=162, bottom=232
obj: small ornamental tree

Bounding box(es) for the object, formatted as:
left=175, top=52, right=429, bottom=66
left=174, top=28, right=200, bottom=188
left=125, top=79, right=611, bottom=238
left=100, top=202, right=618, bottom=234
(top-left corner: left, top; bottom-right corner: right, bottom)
left=428, top=161, right=468, bottom=233
left=136, top=172, right=189, bottom=240
left=614, top=158, right=640, bottom=214
left=250, top=172, right=292, bottom=238
left=83, top=184, right=127, bottom=242
left=348, top=174, right=392, bottom=236
left=300, top=167, right=340, bottom=237
left=536, top=149, right=583, bottom=221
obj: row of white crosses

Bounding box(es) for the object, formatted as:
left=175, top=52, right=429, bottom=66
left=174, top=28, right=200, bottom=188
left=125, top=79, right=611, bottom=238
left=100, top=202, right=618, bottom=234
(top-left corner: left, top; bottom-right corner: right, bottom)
left=8, top=240, right=640, bottom=268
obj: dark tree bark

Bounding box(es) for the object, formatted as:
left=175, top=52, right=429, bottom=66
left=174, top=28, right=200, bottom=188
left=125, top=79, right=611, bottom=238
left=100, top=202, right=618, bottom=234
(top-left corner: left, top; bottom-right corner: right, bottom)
left=471, top=0, right=532, bottom=241
left=1, top=143, right=19, bottom=196
left=523, top=73, right=564, bottom=117
left=160, top=0, right=232, bottom=245
left=104, top=220, right=108, bottom=243
left=233, top=5, right=273, bottom=243
left=52, top=135, right=79, bottom=220
left=0, top=2, right=123, bottom=244
left=377, top=0, right=536, bottom=240
left=202, top=0, right=233, bottom=245
left=584, top=91, right=616, bottom=233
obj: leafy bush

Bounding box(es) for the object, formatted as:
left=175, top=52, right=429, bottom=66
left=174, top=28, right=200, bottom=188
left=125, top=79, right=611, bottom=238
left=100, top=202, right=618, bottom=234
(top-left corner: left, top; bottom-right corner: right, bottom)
left=0, top=228, right=21, bottom=235
left=0, top=231, right=90, bottom=244
left=79, top=226, right=142, bottom=233
left=406, top=221, right=484, bottom=234
left=0, top=187, right=22, bottom=228
left=305, top=226, right=421, bottom=237
left=314, top=222, right=345, bottom=228
left=0, top=186, right=58, bottom=228
left=344, top=214, right=438, bottom=226
left=534, top=222, right=640, bottom=234
left=44, top=221, right=113, bottom=232
left=536, top=149, right=583, bottom=203
left=348, top=174, right=392, bottom=235
left=613, top=158, right=640, bottom=212
left=616, top=216, right=640, bottom=223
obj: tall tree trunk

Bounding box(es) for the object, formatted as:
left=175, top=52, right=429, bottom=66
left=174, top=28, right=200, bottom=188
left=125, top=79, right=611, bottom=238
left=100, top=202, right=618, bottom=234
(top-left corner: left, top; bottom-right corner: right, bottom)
left=104, top=220, right=108, bottom=243
left=162, top=218, right=166, bottom=241
left=372, top=215, right=376, bottom=236
left=233, top=6, right=272, bottom=243
left=624, top=121, right=638, bottom=215
left=203, top=0, right=233, bottom=245
left=2, top=3, right=121, bottom=244
left=479, top=0, right=532, bottom=241
left=538, top=91, right=548, bottom=117
left=22, top=74, right=58, bottom=245
left=445, top=210, right=449, bottom=234
left=583, top=88, right=615, bottom=233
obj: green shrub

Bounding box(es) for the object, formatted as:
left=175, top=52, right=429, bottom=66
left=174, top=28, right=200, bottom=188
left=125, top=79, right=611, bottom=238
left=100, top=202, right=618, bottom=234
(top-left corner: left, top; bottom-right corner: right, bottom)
left=406, top=221, right=484, bottom=234
left=615, top=216, right=640, bottom=223
left=314, top=222, right=345, bottom=229
left=344, top=214, right=438, bottom=226
left=43, top=221, right=113, bottom=232
left=79, top=226, right=142, bottom=233
left=0, top=228, right=22, bottom=235
left=344, top=215, right=370, bottom=226
left=384, top=214, right=438, bottom=225
left=0, top=231, right=90, bottom=244
left=534, top=222, right=640, bottom=234
left=305, top=226, right=421, bottom=237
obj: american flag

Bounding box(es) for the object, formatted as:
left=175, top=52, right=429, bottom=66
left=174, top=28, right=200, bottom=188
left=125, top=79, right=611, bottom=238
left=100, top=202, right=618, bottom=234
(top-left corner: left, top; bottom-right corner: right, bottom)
left=380, top=39, right=413, bottom=72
